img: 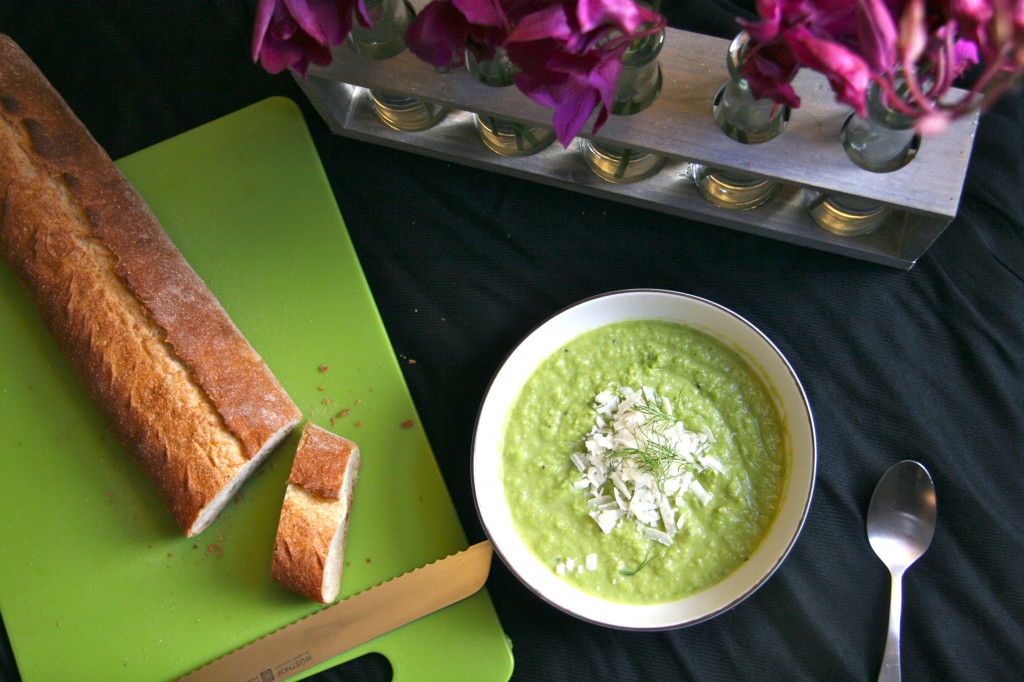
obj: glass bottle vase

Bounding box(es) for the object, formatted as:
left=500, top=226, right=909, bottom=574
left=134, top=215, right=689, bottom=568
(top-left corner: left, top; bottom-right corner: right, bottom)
left=581, top=27, right=667, bottom=184
left=347, top=0, right=449, bottom=131
left=693, top=32, right=788, bottom=210
left=804, top=83, right=919, bottom=236
left=466, top=49, right=556, bottom=156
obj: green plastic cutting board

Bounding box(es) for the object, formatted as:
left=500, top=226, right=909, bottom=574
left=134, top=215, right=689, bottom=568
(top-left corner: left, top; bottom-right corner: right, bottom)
left=0, top=97, right=513, bottom=681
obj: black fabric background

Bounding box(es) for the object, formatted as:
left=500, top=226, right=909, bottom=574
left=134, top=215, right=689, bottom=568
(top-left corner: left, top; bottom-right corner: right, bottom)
left=2, top=2, right=1022, bottom=680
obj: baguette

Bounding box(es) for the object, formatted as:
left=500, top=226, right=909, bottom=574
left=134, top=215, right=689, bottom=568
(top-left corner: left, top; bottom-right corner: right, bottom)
left=272, top=423, right=361, bottom=603
left=0, top=34, right=302, bottom=537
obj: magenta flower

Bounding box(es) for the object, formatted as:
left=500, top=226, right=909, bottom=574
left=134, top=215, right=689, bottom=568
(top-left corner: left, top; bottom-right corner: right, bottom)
left=252, top=0, right=369, bottom=76
left=405, top=0, right=666, bottom=146
left=787, top=26, right=873, bottom=112
left=405, top=0, right=475, bottom=67
left=855, top=0, right=898, bottom=71
left=876, top=0, right=1023, bottom=133
left=739, top=0, right=1024, bottom=132
left=405, top=0, right=518, bottom=67
left=740, top=39, right=802, bottom=109
left=505, top=0, right=667, bottom=145
left=509, top=36, right=624, bottom=146
left=740, top=0, right=873, bottom=114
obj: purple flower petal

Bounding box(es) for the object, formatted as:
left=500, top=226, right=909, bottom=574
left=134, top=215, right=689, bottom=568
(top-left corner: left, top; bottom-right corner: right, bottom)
left=743, top=47, right=802, bottom=108
left=741, top=0, right=782, bottom=43
left=505, top=35, right=561, bottom=73
left=952, top=0, right=994, bottom=27
left=552, top=85, right=602, bottom=146
left=453, top=0, right=508, bottom=28
left=855, top=0, right=899, bottom=70
left=787, top=29, right=871, bottom=114
left=252, top=0, right=357, bottom=75
left=252, top=0, right=280, bottom=62
left=282, top=0, right=344, bottom=46
left=916, top=110, right=951, bottom=135
left=897, top=0, right=928, bottom=63
left=507, top=4, right=573, bottom=43
left=953, top=37, right=981, bottom=69
left=513, top=70, right=560, bottom=107
left=588, top=46, right=625, bottom=111
left=406, top=0, right=470, bottom=67
left=577, top=0, right=642, bottom=33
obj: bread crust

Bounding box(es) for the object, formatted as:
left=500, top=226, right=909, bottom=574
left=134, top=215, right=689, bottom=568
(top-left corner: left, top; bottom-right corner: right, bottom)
left=272, top=424, right=361, bottom=603
left=0, top=34, right=302, bottom=536
left=288, top=421, right=359, bottom=499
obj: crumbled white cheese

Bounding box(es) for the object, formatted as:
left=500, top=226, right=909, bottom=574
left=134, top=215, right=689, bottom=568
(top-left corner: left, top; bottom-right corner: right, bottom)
left=644, top=526, right=674, bottom=546
left=555, top=553, right=600, bottom=575
left=571, top=386, right=724, bottom=546
left=688, top=478, right=712, bottom=505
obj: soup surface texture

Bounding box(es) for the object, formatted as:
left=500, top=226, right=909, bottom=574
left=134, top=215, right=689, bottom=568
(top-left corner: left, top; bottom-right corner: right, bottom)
left=502, top=320, right=786, bottom=603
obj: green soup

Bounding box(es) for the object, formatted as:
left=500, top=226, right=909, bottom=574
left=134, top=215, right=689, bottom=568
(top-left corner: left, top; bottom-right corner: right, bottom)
left=502, top=320, right=785, bottom=604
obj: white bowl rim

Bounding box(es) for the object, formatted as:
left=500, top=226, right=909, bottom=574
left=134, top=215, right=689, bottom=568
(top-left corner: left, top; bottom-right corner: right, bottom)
left=471, top=289, right=817, bottom=630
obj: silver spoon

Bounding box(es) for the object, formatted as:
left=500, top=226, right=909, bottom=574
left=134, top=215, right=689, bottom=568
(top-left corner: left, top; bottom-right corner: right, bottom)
left=866, top=460, right=937, bottom=682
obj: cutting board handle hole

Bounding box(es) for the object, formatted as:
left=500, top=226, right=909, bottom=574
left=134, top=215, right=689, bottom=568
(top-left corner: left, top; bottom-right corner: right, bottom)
left=333, top=651, right=393, bottom=680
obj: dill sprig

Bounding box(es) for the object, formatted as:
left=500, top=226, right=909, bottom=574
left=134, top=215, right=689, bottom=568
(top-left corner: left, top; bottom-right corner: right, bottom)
left=619, top=544, right=655, bottom=577
left=606, top=390, right=707, bottom=493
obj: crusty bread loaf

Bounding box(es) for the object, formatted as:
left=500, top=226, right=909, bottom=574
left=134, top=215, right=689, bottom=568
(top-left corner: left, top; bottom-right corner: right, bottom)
left=272, top=423, right=361, bottom=603
left=0, top=34, right=302, bottom=537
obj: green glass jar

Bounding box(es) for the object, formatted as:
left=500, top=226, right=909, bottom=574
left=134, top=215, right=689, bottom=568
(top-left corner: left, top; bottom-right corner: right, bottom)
left=466, top=49, right=556, bottom=156
left=805, top=82, right=919, bottom=236
left=348, top=0, right=449, bottom=131
left=581, top=26, right=667, bottom=183
left=693, top=32, right=787, bottom=211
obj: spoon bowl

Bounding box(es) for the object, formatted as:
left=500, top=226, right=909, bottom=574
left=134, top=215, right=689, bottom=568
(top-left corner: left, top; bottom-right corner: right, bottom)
left=866, top=460, right=937, bottom=682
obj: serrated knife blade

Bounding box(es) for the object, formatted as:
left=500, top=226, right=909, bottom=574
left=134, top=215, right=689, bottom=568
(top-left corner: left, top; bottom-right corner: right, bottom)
left=178, top=540, right=493, bottom=681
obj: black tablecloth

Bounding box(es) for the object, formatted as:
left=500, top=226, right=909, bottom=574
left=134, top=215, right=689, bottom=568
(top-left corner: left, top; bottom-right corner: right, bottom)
left=2, top=2, right=1022, bottom=680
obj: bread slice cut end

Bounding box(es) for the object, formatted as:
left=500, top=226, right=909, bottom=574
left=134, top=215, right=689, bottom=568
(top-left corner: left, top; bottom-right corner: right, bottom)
left=186, top=415, right=300, bottom=537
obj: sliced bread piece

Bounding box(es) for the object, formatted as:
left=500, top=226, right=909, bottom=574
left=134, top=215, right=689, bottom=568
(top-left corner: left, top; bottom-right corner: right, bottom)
left=272, top=423, right=361, bottom=603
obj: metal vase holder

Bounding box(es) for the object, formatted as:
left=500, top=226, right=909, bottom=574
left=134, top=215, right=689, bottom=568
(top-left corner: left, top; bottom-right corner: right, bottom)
left=297, top=6, right=979, bottom=270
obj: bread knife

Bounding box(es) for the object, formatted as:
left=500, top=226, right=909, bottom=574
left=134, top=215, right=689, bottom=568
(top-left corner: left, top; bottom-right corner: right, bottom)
left=177, top=540, right=493, bottom=681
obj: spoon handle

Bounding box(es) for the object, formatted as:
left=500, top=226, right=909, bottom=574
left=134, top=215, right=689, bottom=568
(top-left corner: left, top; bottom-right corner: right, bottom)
left=878, top=569, right=903, bottom=682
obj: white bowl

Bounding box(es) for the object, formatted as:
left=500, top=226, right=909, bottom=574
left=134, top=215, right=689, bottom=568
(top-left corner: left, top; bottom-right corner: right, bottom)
left=472, top=289, right=816, bottom=629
